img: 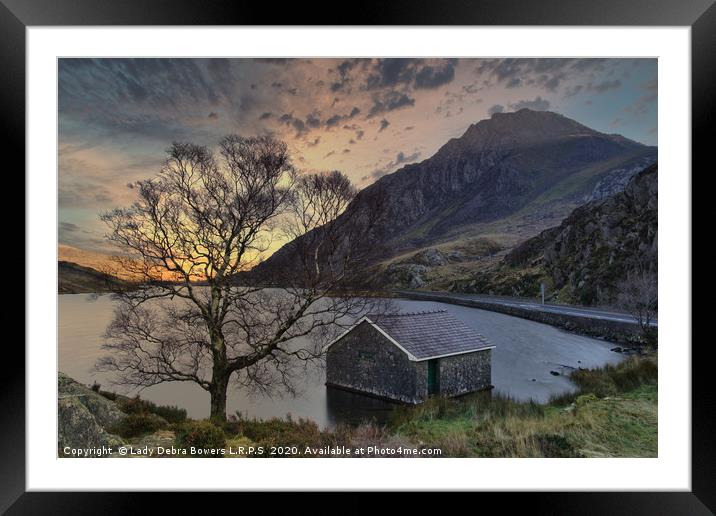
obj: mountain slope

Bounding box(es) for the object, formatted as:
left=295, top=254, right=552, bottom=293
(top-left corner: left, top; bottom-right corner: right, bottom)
left=58, top=261, right=125, bottom=294
left=254, top=109, right=656, bottom=283
left=452, top=163, right=658, bottom=305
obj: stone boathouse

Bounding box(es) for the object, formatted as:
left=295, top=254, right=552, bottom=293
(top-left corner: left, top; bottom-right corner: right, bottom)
left=324, top=310, right=495, bottom=404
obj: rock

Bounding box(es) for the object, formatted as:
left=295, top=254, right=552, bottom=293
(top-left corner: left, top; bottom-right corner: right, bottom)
left=58, top=373, right=127, bottom=428
left=386, top=263, right=429, bottom=288
left=58, top=396, right=124, bottom=453
left=588, top=156, right=656, bottom=202
left=412, top=248, right=448, bottom=267
left=254, top=110, right=656, bottom=288
left=503, top=164, right=657, bottom=307
left=58, top=372, right=126, bottom=452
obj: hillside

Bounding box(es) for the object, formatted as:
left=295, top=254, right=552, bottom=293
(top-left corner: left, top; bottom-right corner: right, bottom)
left=451, top=163, right=658, bottom=305
left=253, top=109, right=656, bottom=286
left=58, top=260, right=125, bottom=294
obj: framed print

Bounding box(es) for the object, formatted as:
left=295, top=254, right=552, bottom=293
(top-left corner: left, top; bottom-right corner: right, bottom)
left=5, top=0, right=711, bottom=510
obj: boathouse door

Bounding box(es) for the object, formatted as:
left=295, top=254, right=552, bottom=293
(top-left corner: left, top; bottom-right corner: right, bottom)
left=427, top=359, right=440, bottom=395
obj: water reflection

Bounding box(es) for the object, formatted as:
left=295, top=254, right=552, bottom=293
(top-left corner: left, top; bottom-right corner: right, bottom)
left=325, top=386, right=398, bottom=427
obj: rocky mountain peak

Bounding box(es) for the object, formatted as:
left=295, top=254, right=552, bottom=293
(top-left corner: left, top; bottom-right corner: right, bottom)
left=447, top=109, right=603, bottom=153
left=252, top=111, right=657, bottom=283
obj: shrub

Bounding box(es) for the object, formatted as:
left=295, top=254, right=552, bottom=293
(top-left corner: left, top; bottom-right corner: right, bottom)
left=575, top=393, right=599, bottom=408
left=533, top=433, right=582, bottom=458
left=116, top=395, right=187, bottom=423
left=149, top=404, right=187, bottom=424
left=98, top=390, right=118, bottom=401
left=570, top=355, right=657, bottom=397
left=108, top=413, right=167, bottom=438
left=548, top=390, right=578, bottom=407
left=230, top=416, right=325, bottom=456
left=174, top=421, right=226, bottom=457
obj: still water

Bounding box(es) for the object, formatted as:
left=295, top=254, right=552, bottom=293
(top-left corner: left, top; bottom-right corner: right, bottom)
left=58, top=294, right=623, bottom=428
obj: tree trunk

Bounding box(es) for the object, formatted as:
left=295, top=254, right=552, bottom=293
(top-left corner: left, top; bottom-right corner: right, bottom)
left=209, top=374, right=229, bottom=423
left=209, top=322, right=229, bottom=423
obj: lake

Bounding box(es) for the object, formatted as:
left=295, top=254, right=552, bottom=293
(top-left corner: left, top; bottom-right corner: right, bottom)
left=58, top=294, right=624, bottom=428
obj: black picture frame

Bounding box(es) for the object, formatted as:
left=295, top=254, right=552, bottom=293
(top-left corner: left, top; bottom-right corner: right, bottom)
left=4, top=0, right=709, bottom=511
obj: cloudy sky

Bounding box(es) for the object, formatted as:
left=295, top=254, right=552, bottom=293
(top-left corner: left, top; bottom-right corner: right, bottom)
left=58, top=57, right=657, bottom=255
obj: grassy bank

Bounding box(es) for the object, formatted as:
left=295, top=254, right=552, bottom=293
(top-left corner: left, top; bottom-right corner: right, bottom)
left=97, top=354, right=657, bottom=458
left=388, top=354, right=657, bottom=457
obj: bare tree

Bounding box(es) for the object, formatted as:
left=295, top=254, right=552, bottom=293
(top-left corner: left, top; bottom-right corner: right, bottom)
left=97, top=135, right=385, bottom=422
left=615, top=270, right=658, bottom=348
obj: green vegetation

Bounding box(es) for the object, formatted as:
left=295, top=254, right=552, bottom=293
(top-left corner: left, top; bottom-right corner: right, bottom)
left=107, top=413, right=167, bottom=438
left=174, top=421, right=227, bottom=456
left=96, top=389, right=187, bottom=438
left=389, top=354, right=657, bottom=457
left=115, top=395, right=187, bottom=424
left=96, top=388, right=187, bottom=424
left=450, top=263, right=550, bottom=299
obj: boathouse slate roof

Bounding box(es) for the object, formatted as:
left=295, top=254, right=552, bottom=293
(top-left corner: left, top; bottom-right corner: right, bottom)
left=364, top=309, right=494, bottom=361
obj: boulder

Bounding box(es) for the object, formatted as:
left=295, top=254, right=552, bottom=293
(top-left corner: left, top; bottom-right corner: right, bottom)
left=58, top=372, right=126, bottom=452
left=386, top=263, right=429, bottom=288
left=412, top=248, right=448, bottom=267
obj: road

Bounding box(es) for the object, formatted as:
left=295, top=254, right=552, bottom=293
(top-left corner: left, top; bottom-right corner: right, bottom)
left=393, top=290, right=657, bottom=327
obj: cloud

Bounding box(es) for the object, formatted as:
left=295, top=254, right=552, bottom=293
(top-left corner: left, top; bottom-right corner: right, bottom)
left=253, top=58, right=290, bottom=65
left=364, top=58, right=457, bottom=91
left=587, top=79, right=622, bottom=93
left=414, top=62, right=456, bottom=89
left=462, top=83, right=481, bottom=94
left=488, top=104, right=505, bottom=116
left=394, top=151, right=421, bottom=165
left=623, top=77, right=657, bottom=116
left=330, top=59, right=365, bottom=92
left=60, top=221, right=81, bottom=233
left=368, top=91, right=415, bottom=117
left=58, top=182, right=114, bottom=208
left=324, top=107, right=361, bottom=128
left=476, top=58, right=611, bottom=94
left=306, top=113, right=322, bottom=128
left=509, top=96, right=551, bottom=111
left=370, top=150, right=422, bottom=179
left=58, top=57, right=658, bottom=252
left=366, top=59, right=417, bottom=89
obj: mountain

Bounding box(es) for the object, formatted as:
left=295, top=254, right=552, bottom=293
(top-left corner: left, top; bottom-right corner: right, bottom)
left=58, top=261, right=126, bottom=294
left=58, top=244, right=114, bottom=271
left=452, top=163, right=658, bottom=305
left=253, top=109, right=656, bottom=284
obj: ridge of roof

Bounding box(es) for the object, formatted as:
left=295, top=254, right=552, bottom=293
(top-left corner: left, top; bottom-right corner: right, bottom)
left=367, top=309, right=448, bottom=318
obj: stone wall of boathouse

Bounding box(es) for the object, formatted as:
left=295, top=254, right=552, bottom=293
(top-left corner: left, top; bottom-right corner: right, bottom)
left=438, top=349, right=492, bottom=397
left=326, top=321, right=427, bottom=404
